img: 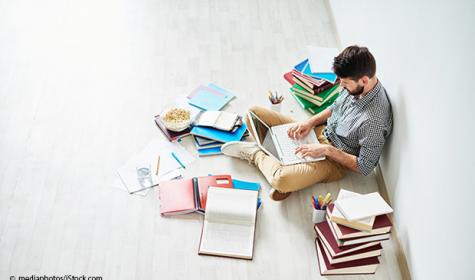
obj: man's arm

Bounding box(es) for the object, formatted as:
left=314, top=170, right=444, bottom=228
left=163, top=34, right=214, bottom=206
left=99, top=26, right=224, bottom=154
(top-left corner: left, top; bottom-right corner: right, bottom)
left=325, top=146, right=360, bottom=173
left=308, top=108, right=332, bottom=127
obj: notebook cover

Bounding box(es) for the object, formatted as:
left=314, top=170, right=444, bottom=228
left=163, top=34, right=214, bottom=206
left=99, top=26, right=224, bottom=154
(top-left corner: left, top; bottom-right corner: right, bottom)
left=159, top=175, right=233, bottom=215
left=207, top=83, right=236, bottom=101
left=158, top=178, right=196, bottom=215
left=187, top=85, right=234, bottom=111
left=190, top=123, right=247, bottom=143
left=315, top=238, right=379, bottom=275
left=197, top=175, right=233, bottom=211
left=232, top=179, right=260, bottom=191
left=328, top=204, right=392, bottom=239
left=154, top=114, right=191, bottom=142
left=197, top=146, right=223, bottom=157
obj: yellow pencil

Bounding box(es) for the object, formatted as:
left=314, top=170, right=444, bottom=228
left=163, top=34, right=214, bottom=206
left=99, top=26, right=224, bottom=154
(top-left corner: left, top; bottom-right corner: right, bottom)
left=322, top=193, right=331, bottom=207
left=318, top=195, right=323, bottom=207
left=155, top=155, right=161, bottom=175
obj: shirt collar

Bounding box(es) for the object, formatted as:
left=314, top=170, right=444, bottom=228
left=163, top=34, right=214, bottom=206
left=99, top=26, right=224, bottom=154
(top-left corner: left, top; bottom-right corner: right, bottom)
left=352, top=80, right=381, bottom=107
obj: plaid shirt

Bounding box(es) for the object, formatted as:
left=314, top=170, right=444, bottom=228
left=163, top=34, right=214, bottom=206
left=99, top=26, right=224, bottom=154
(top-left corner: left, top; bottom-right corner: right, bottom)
left=323, top=81, right=393, bottom=176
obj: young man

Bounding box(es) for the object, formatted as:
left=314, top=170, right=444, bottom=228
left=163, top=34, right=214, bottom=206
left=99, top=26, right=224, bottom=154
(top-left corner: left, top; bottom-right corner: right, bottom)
left=222, top=45, right=393, bottom=201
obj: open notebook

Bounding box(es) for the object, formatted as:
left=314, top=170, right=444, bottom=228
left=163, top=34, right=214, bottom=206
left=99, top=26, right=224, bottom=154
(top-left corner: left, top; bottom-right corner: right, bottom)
left=198, top=187, right=258, bottom=260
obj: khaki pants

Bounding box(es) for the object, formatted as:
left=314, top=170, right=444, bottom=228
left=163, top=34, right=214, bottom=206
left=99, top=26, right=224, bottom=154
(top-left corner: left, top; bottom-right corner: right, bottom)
left=246, top=106, right=347, bottom=193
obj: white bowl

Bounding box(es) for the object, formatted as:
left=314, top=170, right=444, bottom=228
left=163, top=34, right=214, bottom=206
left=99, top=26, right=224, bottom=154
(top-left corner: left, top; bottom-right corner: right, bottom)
left=160, top=107, right=192, bottom=132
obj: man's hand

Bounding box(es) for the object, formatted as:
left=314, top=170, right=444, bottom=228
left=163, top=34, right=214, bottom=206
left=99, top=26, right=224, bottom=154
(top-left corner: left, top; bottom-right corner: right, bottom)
left=287, top=121, right=313, bottom=140
left=295, top=143, right=330, bottom=158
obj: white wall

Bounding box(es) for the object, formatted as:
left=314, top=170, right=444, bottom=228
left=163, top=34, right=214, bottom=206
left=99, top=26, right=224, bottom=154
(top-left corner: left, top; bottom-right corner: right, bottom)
left=327, top=0, right=475, bottom=279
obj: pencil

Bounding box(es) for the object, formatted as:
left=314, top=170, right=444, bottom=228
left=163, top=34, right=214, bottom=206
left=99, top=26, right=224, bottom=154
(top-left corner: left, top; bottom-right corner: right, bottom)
left=155, top=155, right=161, bottom=175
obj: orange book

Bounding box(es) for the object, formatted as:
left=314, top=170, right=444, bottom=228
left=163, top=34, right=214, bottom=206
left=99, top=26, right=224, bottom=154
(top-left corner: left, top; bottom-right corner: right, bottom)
left=158, top=175, right=233, bottom=216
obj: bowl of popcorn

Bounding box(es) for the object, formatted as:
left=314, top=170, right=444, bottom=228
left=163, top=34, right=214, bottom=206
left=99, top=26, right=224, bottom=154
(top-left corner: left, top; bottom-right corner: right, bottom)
left=160, top=106, right=192, bottom=132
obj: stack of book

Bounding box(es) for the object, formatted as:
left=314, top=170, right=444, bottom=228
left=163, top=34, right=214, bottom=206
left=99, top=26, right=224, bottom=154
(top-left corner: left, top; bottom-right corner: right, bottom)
left=284, top=58, right=342, bottom=115
left=155, top=83, right=249, bottom=156
left=191, top=110, right=248, bottom=156
left=314, top=189, right=394, bottom=275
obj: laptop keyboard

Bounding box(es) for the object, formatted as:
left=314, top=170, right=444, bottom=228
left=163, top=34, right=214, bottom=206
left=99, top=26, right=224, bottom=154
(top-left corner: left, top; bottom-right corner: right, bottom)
left=272, top=125, right=305, bottom=161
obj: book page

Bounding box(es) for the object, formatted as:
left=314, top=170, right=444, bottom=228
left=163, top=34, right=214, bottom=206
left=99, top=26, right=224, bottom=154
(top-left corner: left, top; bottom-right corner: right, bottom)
left=199, top=221, right=255, bottom=258
left=205, top=187, right=258, bottom=226
left=199, top=188, right=258, bottom=258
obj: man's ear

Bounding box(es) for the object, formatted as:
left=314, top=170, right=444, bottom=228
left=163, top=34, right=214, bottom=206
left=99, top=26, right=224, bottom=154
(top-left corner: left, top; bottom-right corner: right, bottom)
left=361, top=76, right=370, bottom=86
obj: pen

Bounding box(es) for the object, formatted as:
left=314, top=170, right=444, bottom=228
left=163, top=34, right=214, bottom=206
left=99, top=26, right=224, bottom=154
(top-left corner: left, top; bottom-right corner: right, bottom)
left=155, top=155, right=161, bottom=175
left=171, top=152, right=186, bottom=169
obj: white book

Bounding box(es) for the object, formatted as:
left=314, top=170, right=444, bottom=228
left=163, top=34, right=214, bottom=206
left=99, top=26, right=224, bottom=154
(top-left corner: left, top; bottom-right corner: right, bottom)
left=330, top=189, right=375, bottom=231
left=198, top=187, right=258, bottom=260
left=194, top=111, right=240, bottom=131
left=335, top=192, right=393, bottom=221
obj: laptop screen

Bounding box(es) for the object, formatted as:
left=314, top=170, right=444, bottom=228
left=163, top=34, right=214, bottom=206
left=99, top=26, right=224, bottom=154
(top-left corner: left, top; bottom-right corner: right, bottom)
left=248, top=112, right=280, bottom=159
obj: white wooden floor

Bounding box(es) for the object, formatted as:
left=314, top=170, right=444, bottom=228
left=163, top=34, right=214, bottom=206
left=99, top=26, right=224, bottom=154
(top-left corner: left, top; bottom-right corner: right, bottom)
left=0, top=0, right=402, bottom=279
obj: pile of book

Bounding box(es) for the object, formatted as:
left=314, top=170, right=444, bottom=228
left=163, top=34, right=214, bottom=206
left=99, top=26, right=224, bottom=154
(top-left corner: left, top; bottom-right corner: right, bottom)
left=314, top=189, right=394, bottom=275
left=154, top=83, right=248, bottom=156
left=284, top=58, right=342, bottom=115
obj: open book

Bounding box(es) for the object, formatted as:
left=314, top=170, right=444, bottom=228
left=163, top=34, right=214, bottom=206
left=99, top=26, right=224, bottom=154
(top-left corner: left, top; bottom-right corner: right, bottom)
left=198, top=187, right=258, bottom=260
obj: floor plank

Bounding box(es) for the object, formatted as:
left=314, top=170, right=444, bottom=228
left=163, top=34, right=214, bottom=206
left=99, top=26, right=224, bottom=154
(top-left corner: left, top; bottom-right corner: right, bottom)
left=0, top=0, right=402, bottom=279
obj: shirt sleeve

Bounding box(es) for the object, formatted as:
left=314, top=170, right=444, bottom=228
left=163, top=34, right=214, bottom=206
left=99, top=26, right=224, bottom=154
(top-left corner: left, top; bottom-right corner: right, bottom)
left=356, top=120, right=387, bottom=176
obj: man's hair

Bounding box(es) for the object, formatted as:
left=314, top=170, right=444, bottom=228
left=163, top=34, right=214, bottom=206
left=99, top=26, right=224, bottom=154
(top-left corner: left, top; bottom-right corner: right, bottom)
left=333, top=45, right=376, bottom=80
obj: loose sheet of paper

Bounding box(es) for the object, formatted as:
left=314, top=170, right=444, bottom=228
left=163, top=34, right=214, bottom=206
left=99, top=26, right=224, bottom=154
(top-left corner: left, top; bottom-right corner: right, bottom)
left=306, top=46, right=339, bottom=73
left=116, top=137, right=196, bottom=194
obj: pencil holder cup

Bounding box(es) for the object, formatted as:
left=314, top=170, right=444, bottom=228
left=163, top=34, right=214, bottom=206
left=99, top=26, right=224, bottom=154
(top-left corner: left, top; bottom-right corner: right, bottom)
left=270, top=102, right=282, bottom=112
left=312, top=209, right=326, bottom=224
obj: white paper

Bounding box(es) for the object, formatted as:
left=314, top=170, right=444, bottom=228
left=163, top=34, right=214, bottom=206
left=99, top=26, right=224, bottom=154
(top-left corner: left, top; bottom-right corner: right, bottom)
left=306, top=46, right=339, bottom=73
left=116, top=137, right=195, bottom=194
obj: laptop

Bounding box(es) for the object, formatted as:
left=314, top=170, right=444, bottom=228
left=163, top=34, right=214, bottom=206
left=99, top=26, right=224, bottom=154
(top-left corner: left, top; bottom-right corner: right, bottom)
left=247, top=111, right=325, bottom=166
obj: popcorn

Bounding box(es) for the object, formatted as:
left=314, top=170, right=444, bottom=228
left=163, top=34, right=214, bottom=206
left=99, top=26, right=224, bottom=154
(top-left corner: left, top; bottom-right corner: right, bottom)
left=162, top=108, right=191, bottom=123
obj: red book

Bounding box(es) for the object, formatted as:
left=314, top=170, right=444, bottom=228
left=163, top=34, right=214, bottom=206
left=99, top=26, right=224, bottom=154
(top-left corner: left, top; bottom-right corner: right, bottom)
left=158, top=175, right=233, bottom=215
left=314, top=221, right=382, bottom=257
left=315, top=238, right=379, bottom=275
left=327, top=204, right=392, bottom=240
left=291, top=69, right=328, bottom=87
left=283, top=71, right=295, bottom=85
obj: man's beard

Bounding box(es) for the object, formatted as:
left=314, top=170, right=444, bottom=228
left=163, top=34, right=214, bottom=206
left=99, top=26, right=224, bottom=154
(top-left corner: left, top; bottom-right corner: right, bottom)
left=347, top=85, right=365, bottom=96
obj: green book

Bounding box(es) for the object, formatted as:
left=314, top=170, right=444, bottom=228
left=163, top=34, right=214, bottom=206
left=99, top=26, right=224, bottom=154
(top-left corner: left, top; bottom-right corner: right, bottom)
left=291, top=83, right=341, bottom=105
left=291, top=92, right=315, bottom=109
left=292, top=91, right=340, bottom=115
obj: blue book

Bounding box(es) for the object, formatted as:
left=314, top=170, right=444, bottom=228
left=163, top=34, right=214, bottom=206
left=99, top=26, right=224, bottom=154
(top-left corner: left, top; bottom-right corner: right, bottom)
left=190, top=123, right=247, bottom=143
left=197, top=146, right=222, bottom=157
left=232, top=179, right=261, bottom=209
left=294, top=59, right=338, bottom=84
left=187, top=84, right=235, bottom=111
left=232, top=179, right=260, bottom=191
left=207, top=83, right=236, bottom=100
left=294, top=59, right=308, bottom=72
